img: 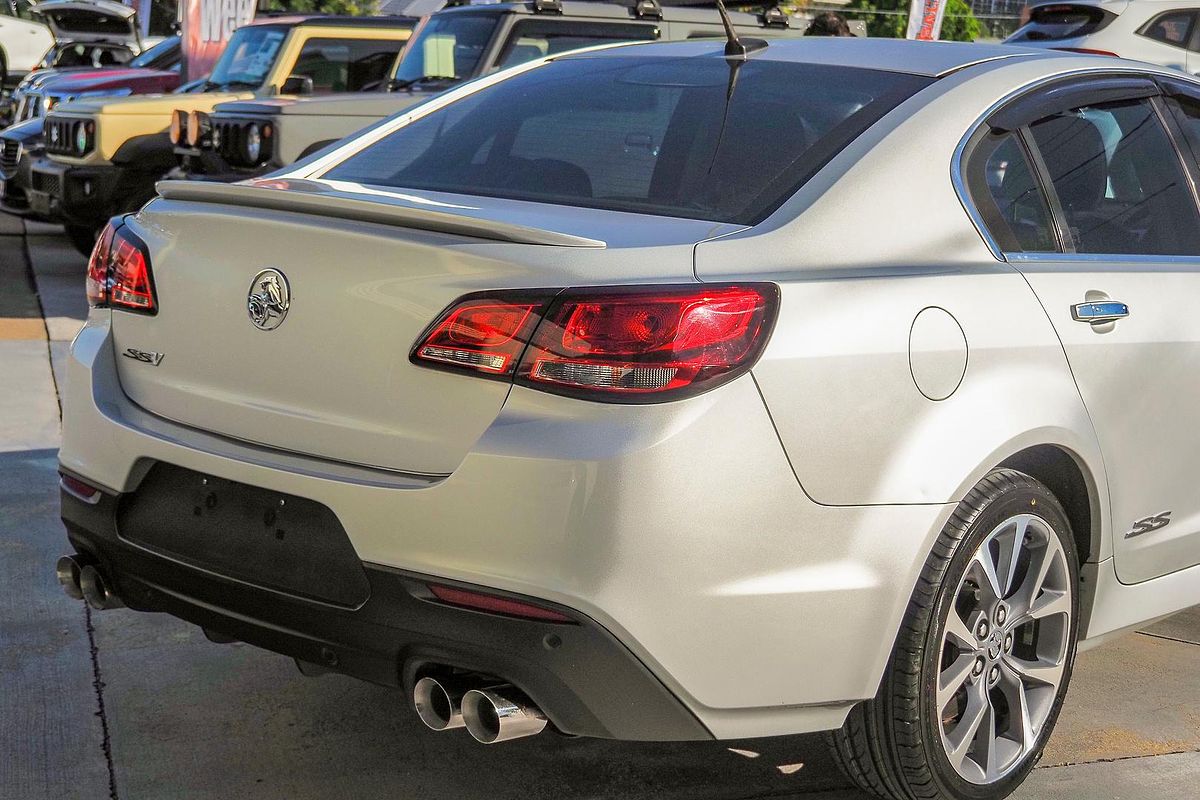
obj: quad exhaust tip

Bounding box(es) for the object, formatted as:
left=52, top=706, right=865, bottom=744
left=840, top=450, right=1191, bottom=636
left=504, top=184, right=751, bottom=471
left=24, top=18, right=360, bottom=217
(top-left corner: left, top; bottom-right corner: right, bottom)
left=56, top=554, right=88, bottom=601
left=413, top=676, right=467, bottom=732
left=78, top=562, right=123, bottom=610
left=461, top=687, right=547, bottom=744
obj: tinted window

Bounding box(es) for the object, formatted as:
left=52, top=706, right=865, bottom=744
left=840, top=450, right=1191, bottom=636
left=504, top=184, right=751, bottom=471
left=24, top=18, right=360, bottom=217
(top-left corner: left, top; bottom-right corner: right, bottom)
left=392, top=14, right=499, bottom=90
left=1008, top=4, right=1113, bottom=42
left=1166, top=93, right=1200, bottom=161
left=1029, top=99, right=1200, bottom=255
left=208, top=26, right=287, bottom=89
left=292, top=38, right=406, bottom=94
left=323, top=56, right=930, bottom=225
left=130, top=36, right=181, bottom=70
left=44, top=43, right=134, bottom=69
left=495, top=21, right=659, bottom=70
left=1139, top=10, right=1196, bottom=47
left=37, top=8, right=130, bottom=34
left=967, top=131, right=1058, bottom=252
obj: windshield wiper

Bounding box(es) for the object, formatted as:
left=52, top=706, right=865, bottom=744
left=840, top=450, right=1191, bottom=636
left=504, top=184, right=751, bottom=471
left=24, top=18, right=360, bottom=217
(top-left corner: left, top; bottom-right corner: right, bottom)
left=386, top=75, right=462, bottom=93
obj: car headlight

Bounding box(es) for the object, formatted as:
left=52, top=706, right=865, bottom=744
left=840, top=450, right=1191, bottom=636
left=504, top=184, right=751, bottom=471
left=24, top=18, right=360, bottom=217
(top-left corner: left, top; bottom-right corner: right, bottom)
left=211, top=124, right=222, bottom=150
left=244, top=123, right=262, bottom=164
left=74, top=121, right=88, bottom=154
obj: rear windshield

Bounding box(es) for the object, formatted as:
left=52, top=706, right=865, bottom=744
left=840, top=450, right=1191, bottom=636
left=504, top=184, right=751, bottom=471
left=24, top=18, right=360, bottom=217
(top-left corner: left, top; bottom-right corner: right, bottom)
left=1008, top=4, right=1115, bottom=41
left=323, top=55, right=930, bottom=224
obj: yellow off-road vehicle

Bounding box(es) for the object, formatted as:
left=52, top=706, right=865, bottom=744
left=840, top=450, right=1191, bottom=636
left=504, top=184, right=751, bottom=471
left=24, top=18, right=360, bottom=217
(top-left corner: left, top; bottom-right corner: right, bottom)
left=31, top=14, right=416, bottom=254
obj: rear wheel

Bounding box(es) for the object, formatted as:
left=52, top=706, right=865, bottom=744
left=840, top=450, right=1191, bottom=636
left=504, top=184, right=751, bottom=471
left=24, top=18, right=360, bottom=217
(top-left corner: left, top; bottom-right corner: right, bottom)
left=65, top=224, right=99, bottom=258
left=828, top=469, right=1079, bottom=800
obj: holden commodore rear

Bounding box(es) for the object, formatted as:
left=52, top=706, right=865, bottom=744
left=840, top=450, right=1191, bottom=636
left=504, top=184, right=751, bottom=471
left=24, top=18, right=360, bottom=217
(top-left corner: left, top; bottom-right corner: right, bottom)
left=58, top=36, right=1200, bottom=800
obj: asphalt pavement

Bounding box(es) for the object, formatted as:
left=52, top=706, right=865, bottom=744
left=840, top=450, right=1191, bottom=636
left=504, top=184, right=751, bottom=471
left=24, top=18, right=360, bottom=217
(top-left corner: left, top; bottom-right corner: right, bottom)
left=1, top=212, right=1197, bottom=799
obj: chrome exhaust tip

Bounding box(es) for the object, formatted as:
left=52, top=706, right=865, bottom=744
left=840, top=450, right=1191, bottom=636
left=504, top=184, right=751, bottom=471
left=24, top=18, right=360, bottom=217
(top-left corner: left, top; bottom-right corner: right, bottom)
left=78, top=564, right=123, bottom=611
left=55, top=554, right=89, bottom=600
left=461, top=687, right=547, bottom=744
left=413, top=676, right=467, bottom=732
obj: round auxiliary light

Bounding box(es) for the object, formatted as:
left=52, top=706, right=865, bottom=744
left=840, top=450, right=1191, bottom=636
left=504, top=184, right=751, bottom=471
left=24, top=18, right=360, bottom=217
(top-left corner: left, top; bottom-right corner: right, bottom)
left=186, top=110, right=205, bottom=147
left=73, top=120, right=88, bottom=154
left=211, top=124, right=221, bottom=150
left=169, top=109, right=184, bottom=146
left=244, top=123, right=262, bottom=164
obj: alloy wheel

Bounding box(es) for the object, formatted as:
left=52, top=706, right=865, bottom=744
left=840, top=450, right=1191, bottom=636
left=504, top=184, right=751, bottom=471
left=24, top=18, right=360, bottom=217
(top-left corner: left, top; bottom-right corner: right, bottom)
left=936, top=512, right=1072, bottom=784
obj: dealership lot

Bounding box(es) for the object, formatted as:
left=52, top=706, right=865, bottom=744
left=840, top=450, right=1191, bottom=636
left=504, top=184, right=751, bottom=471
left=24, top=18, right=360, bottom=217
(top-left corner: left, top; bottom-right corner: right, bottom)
left=2, top=213, right=1198, bottom=799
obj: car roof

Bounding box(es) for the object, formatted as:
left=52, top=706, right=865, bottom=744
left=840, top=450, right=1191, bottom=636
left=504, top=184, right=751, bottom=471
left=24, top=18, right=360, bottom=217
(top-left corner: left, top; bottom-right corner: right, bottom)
left=556, top=37, right=1067, bottom=78
left=437, top=0, right=777, bottom=23
left=247, top=14, right=419, bottom=29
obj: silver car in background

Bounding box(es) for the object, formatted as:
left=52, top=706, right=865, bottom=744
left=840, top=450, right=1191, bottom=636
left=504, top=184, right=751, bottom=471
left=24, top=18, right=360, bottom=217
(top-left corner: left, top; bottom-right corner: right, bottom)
left=58, top=37, right=1200, bottom=800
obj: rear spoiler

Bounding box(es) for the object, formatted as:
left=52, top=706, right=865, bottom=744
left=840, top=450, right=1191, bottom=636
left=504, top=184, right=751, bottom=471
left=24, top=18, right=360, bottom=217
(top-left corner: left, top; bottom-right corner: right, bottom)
left=154, top=180, right=607, bottom=248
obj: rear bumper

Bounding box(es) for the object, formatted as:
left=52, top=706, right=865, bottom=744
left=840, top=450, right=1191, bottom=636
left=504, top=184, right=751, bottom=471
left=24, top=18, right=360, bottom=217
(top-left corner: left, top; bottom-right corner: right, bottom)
left=60, top=315, right=954, bottom=740
left=61, top=480, right=707, bottom=741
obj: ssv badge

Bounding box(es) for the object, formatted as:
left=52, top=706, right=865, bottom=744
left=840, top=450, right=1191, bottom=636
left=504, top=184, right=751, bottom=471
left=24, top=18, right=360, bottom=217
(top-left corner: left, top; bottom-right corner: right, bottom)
left=122, top=347, right=165, bottom=366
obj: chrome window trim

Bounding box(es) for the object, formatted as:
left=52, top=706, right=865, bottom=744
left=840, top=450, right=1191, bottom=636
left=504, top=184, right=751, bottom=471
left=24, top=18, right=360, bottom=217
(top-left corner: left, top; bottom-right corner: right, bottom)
left=952, top=65, right=1200, bottom=265
left=1007, top=252, right=1200, bottom=265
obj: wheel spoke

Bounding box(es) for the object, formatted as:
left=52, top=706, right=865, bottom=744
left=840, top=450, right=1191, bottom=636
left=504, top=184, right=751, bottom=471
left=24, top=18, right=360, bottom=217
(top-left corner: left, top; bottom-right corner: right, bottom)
left=973, top=548, right=1005, bottom=606
left=945, top=608, right=978, bottom=650
left=980, top=701, right=999, bottom=780
left=945, top=680, right=989, bottom=772
left=1010, top=540, right=1054, bottom=619
left=998, top=517, right=1029, bottom=597
left=1025, top=587, right=1071, bottom=623
left=938, top=653, right=977, bottom=711
left=1003, top=653, right=1064, bottom=689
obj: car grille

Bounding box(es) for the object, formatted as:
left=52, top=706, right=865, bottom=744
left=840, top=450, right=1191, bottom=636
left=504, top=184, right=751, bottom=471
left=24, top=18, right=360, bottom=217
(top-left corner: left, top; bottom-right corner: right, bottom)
left=44, top=118, right=76, bottom=156
left=31, top=170, right=61, bottom=197
left=211, top=118, right=254, bottom=166
left=0, top=138, right=21, bottom=176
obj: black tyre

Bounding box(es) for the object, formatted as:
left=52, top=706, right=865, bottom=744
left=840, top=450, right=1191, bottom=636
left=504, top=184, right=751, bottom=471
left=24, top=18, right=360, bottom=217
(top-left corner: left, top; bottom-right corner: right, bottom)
left=828, top=469, right=1080, bottom=800
left=65, top=223, right=99, bottom=258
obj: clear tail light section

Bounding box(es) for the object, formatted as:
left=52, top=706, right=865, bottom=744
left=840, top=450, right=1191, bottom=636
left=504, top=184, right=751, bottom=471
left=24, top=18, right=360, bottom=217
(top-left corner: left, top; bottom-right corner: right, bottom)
left=412, top=284, right=778, bottom=402
left=87, top=220, right=156, bottom=314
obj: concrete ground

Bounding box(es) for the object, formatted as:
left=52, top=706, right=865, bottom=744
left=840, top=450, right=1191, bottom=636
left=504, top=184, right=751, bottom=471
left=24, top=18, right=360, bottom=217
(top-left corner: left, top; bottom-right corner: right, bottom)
left=1, top=211, right=1198, bottom=799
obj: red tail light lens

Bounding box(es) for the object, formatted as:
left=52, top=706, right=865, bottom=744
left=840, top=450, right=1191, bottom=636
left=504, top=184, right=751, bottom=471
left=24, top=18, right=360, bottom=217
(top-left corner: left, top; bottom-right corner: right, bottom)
left=412, top=284, right=778, bottom=402
left=414, top=297, right=547, bottom=374
left=86, top=221, right=156, bottom=314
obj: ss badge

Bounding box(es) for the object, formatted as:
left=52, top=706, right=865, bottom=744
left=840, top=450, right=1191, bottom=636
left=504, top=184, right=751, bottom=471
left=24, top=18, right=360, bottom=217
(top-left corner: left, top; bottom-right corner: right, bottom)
left=122, top=347, right=165, bottom=366
left=1125, top=511, right=1172, bottom=539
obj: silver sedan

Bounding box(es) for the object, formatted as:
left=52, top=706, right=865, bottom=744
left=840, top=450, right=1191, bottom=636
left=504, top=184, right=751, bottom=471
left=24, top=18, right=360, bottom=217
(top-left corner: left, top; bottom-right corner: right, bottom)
left=59, top=36, right=1200, bottom=800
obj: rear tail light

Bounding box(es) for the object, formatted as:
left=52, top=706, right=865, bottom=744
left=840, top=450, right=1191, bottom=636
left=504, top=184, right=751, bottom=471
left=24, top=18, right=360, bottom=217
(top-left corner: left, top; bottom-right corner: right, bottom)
left=412, top=284, right=778, bottom=402
left=87, top=220, right=156, bottom=314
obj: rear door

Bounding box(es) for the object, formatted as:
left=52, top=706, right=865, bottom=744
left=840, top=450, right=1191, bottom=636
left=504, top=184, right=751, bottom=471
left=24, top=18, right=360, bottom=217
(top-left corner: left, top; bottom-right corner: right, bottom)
left=975, top=77, right=1200, bottom=583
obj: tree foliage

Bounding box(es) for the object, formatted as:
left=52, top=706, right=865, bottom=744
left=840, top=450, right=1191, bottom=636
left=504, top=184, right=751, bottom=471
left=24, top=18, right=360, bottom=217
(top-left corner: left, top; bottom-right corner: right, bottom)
left=260, top=0, right=379, bottom=16
left=844, top=0, right=981, bottom=42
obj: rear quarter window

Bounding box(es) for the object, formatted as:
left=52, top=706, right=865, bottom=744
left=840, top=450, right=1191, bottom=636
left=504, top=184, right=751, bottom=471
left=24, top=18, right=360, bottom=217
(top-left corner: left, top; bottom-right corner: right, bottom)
left=321, top=55, right=930, bottom=225
left=1008, top=4, right=1116, bottom=42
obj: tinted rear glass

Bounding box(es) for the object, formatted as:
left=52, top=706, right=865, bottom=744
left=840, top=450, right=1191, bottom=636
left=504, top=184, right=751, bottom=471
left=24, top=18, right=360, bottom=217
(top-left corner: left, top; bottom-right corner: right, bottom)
left=1008, top=4, right=1114, bottom=41
left=323, top=56, right=930, bottom=224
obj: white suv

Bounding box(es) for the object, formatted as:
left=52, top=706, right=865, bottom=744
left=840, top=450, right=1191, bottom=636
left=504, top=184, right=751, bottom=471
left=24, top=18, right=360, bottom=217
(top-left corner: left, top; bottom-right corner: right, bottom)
left=1008, top=0, right=1200, bottom=72
left=0, top=0, right=51, bottom=87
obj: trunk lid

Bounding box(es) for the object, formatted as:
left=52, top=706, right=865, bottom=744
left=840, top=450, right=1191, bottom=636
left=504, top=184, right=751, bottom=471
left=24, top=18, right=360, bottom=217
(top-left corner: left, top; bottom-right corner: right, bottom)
left=111, top=182, right=734, bottom=475
left=31, top=0, right=140, bottom=46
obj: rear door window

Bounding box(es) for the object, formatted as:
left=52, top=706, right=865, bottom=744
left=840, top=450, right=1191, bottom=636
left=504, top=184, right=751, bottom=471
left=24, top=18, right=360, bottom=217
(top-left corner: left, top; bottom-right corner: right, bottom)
left=493, top=20, right=659, bottom=70
left=321, top=56, right=931, bottom=225
left=1028, top=98, right=1200, bottom=255
left=1008, top=4, right=1115, bottom=41
left=966, top=131, right=1059, bottom=252
left=292, top=38, right=407, bottom=94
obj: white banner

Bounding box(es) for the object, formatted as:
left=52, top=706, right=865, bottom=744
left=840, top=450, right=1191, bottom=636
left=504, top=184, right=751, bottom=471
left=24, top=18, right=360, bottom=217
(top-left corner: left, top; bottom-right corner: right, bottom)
left=906, top=0, right=948, bottom=40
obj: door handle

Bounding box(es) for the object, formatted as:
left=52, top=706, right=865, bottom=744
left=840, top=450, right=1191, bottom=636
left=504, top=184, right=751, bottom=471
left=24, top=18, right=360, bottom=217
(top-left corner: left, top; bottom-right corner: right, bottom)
left=1071, top=301, right=1129, bottom=324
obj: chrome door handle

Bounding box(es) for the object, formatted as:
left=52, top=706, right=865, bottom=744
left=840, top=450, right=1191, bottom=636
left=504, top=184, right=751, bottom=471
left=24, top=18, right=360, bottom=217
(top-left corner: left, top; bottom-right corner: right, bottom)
left=1071, top=301, right=1129, bottom=324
